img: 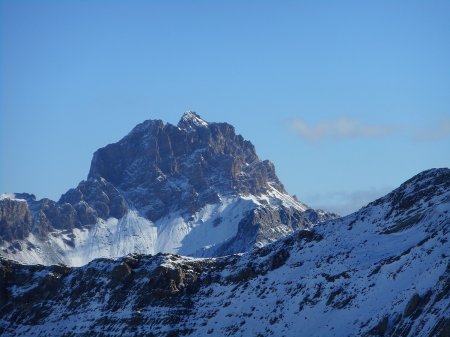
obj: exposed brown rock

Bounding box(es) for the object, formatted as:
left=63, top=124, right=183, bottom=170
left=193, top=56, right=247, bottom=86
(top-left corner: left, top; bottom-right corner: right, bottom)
left=0, top=199, right=32, bottom=242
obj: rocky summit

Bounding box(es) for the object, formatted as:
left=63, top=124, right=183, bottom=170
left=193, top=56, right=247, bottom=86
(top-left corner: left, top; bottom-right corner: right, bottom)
left=0, top=112, right=335, bottom=266
left=86, top=111, right=286, bottom=220
left=0, top=168, right=449, bottom=337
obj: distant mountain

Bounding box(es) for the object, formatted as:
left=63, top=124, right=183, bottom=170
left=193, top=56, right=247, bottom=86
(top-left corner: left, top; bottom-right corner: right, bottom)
left=0, top=112, right=336, bottom=266
left=1, top=168, right=448, bottom=337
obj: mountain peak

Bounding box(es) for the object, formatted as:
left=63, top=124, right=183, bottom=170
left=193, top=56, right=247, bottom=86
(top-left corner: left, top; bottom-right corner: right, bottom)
left=178, top=111, right=209, bottom=130
left=1, top=111, right=336, bottom=266
left=86, top=112, right=291, bottom=222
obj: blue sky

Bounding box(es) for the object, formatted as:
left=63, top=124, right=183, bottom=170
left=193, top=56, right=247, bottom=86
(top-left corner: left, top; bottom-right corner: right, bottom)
left=1, top=1, right=449, bottom=215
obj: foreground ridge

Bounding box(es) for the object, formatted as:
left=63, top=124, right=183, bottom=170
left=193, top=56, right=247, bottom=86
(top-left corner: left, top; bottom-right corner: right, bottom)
left=1, top=168, right=449, bottom=336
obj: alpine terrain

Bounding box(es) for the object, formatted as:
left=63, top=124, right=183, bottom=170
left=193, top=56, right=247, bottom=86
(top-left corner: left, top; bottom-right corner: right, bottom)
left=0, top=112, right=335, bottom=266
left=0, top=168, right=449, bottom=336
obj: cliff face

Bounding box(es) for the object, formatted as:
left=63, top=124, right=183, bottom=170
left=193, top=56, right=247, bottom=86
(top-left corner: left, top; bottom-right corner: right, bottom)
left=87, top=112, right=285, bottom=221
left=0, top=197, right=32, bottom=242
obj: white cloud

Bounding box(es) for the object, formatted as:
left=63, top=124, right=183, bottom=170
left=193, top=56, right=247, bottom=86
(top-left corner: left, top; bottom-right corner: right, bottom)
left=414, top=117, right=450, bottom=142
left=289, top=117, right=394, bottom=142
left=305, top=187, right=393, bottom=216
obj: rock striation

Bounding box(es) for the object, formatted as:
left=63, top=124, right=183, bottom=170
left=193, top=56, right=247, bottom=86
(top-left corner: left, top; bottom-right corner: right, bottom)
left=87, top=111, right=286, bottom=221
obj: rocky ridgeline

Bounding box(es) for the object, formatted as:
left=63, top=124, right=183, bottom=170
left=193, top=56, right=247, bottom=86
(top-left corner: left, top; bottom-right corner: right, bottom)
left=0, top=178, right=128, bottom=244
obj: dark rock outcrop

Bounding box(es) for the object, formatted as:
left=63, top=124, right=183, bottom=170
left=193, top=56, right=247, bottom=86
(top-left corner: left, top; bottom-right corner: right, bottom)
left=59, top=178, right=128, bottom=221
left=1, top=178, right=129, bottom=242
left=87, top=112, right=286, bottom=221
left=370, top=168, right=450, bottom=219
left=0, top=198, right=32, bottom=242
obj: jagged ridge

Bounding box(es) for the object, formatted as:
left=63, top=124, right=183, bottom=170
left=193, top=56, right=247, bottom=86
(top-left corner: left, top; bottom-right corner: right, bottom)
left=86, top=111, right=286, bottom=221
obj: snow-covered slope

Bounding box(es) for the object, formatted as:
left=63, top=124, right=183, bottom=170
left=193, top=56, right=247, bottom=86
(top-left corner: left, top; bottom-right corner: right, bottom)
left=0, top=112, right=335, bottom=266
left=1, top=168, right=448, bottom=336
left=0, top=194, right=321, bottom=266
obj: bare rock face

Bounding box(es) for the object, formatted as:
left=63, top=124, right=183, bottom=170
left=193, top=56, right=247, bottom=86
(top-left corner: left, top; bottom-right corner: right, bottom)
left=59, top=178, right=128, bottom=221
left=1, top=180, right=129, bottom=242
left=0, top=169, right=129, bottom=242
left=87, top=112, right=285, bottom=221
left=370, top=167, right=450, bottom=218
left=0, top=180, right=128, bottom=236
left=0, top=198, right=32, bottom=242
